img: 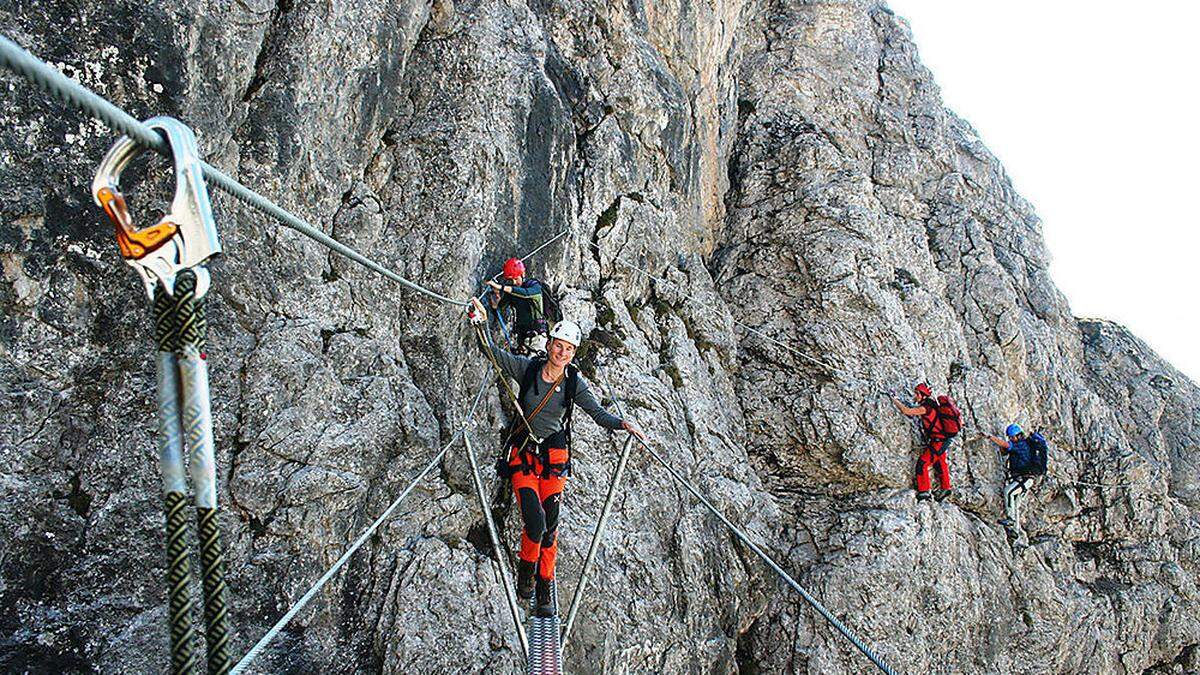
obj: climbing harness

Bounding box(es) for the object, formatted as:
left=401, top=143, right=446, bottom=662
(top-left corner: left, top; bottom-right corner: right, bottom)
left=236, top=228, right=576, bottom=671
left=92, top=116, right=230, bottom=674
left=1, top=31, right=901, bottom=673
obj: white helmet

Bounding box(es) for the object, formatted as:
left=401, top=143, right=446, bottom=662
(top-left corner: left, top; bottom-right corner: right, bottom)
left=548, top=320, right=583, bottom=347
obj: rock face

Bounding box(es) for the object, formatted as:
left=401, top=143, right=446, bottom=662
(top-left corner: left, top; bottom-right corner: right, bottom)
left=1, top=0, right=1196, bottom=673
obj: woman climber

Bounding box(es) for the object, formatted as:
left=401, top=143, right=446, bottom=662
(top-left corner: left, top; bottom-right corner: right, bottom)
left=469, top=297, right=646, bottom=617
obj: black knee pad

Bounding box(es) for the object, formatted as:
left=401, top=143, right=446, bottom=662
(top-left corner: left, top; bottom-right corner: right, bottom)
left=517, top=487, right=545, bottom=541
left=540, top=494, right=561, bottom=547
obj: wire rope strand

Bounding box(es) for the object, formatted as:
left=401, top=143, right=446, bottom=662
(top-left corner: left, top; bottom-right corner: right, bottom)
left=0, top=34, right=465, bottom=307
left=599, top=379, right=895, bottom=675
left=229, top=376, right=491, bottom=674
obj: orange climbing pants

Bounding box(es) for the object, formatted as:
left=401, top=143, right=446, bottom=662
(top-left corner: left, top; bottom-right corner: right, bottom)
left=509, top=445, right=568, bottom=580
left=915, top=437, right=953, bottom=492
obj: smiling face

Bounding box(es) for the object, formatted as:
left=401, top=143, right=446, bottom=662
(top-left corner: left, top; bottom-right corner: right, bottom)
left=548, top=337, right=576, bottom=369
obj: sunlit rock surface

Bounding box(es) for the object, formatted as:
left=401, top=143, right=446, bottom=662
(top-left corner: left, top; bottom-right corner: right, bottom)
left=1, top=1, right=1196, bottom=672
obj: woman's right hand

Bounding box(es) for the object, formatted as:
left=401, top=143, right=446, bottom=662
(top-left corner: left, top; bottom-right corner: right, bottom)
left=469, top=297, right=487, bottom=325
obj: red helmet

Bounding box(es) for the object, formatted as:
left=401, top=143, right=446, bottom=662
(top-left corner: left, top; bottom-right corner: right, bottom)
left=914, top=383, right=932, bottom=398
left=503, top=257, right=525, bottom=280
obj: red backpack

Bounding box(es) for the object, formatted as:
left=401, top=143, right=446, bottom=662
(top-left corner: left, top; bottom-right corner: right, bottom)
left=931, top=395, right=962, bottom=439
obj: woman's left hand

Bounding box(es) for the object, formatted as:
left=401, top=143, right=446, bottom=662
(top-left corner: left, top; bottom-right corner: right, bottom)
left=486, top=279, right=502, bottom=291
left=622, top=420, right=647, bottom=443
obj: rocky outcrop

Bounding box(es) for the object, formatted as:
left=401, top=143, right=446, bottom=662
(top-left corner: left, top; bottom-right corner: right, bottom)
left=1, top=1, right=1196, bottom=673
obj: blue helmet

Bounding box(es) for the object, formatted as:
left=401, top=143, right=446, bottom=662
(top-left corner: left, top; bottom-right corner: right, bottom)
left=1006, top=423, right=1023, bottom=438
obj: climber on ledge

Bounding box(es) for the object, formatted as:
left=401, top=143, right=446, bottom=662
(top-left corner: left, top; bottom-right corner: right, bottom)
left=486, top=257, right=549, bottom=356
left=469, top=297, right=646, bottom=617
left=890, top=383, right=961, bottom=502
left=984, top=423, right=1048, bottom=536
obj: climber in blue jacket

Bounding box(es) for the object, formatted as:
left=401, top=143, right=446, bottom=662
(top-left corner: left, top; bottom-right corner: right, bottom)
left=984, top=424, right=1049, bottom=535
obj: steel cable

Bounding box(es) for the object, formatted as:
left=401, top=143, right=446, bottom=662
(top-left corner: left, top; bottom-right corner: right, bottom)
left=0, top=34, right=466, bottom=307
left=229, top=375, right=491, bottom=674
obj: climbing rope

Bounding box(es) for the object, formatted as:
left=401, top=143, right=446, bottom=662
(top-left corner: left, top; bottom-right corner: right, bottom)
left=599, top=380, right=896, bottom=674
left=230, top=375, right=492, bottom=674
left=471, top=322, right=546, bottom=463
left=494, top=302, right=516, bottom=351
left=3, top=29, right=892, bottom=672
left=153, top=270, right=232, bottom=674
left=0, top=34, right=466, bottom=307
left=584, top=239, right=835, bottom=371
left=236, top=225, right=576, bottom=671
left=86, top=105, right=233, bottom=674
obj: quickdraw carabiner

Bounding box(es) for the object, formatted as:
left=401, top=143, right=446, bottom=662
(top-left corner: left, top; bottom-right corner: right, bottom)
left=91, top=116, right=221, bottom=300
left=92, top=116, right=231, bottom=674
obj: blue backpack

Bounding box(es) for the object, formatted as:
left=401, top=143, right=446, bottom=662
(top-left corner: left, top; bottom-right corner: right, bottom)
left=1010, top=433, right=1049, bottom=476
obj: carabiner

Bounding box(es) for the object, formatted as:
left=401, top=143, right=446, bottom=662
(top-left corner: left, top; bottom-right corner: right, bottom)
left=92, top=116, right=221, bottom=300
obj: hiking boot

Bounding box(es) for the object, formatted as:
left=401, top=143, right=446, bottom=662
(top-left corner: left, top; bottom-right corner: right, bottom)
left=535, top=576, right=554, bottom=618
left=916, top=491, right=932, bottom=502
left=935, top=489, right=953, bottom=502
left=997, top=518, right=1014, bottom=528
left=516, top=560, right=536, bottom=600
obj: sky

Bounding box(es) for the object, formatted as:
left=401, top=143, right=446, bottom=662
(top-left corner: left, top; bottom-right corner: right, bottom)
left=887, top=1, right=1199, bottom=383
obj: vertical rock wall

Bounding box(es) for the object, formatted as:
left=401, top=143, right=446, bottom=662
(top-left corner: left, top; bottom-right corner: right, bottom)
left=1, top=0, right=1196, bottom=672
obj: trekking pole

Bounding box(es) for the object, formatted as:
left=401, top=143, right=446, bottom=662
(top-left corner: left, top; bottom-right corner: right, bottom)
left=93, top=117, right=229, bottom=674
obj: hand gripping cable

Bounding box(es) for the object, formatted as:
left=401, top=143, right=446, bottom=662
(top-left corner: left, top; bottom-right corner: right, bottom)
left=92, top=117, right=230, bottom=675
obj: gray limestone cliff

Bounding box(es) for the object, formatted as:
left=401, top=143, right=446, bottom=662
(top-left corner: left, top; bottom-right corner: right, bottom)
left=1, top=0, right=1197, bottom=673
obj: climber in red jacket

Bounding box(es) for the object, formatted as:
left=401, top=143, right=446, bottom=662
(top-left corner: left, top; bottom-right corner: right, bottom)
left=891, top=383, right=961, bottom=502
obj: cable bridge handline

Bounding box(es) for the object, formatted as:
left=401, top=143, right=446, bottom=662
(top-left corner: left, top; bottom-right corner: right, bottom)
left=235, top=225, right=575, bottom=672
left=229, top=375, right=492, bottom=674
left=593, top=378, right=897, bottom=675
left=0, top=33, right=570, bottom=674
left=0, top=35, right=466, bottom=308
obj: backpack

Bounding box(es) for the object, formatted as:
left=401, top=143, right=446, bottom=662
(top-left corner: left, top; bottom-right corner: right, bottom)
left=1026, top=432, right=1049, bottom=475
left=534, top=279, right=563, bottom=324
left=930, top=395, right=962, bottom=439
left=1008, top=433, right=1049, bottom=476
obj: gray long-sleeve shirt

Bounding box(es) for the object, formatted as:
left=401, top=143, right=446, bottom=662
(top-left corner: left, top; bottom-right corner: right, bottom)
left=481, top=343, right=623, bottom=442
